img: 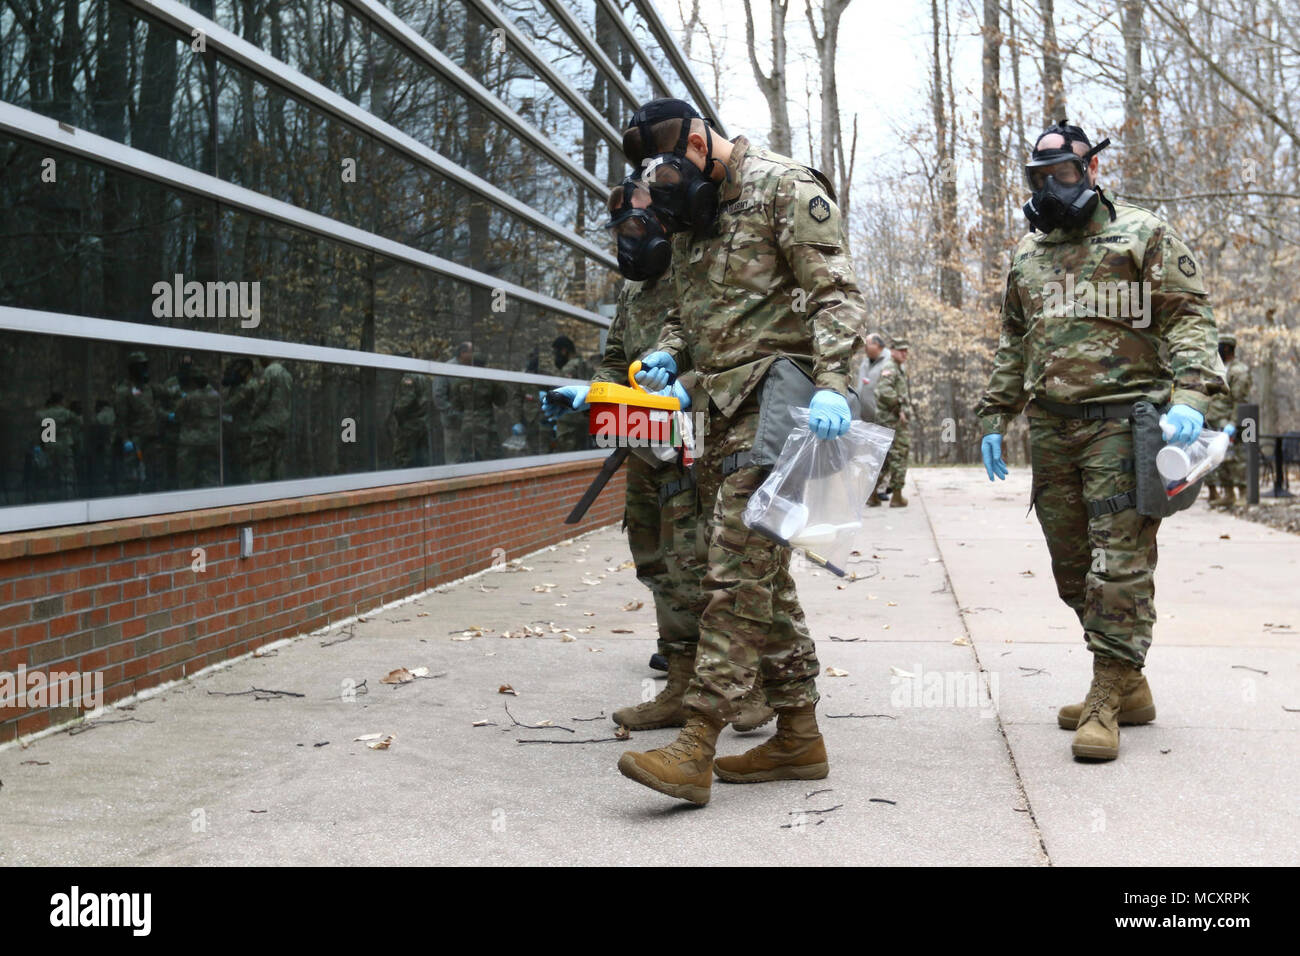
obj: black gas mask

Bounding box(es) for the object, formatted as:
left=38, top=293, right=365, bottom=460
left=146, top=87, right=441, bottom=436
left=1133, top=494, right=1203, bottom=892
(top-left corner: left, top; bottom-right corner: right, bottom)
left=1022, top=121, right=1111, bottom=233
left=626, top=98, right=725, bottom=236
left=605, top=178, right=672, bottom=281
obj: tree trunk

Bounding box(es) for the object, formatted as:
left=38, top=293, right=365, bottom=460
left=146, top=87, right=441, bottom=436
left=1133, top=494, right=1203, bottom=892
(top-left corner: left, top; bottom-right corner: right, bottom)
left=1120, top=0, right=1147, bottom=198
left=742, top=0, right=792, bottom=155
left=979, top=0, right=1001, bottom=309
left=1040, top=0, right=1065, bottom=122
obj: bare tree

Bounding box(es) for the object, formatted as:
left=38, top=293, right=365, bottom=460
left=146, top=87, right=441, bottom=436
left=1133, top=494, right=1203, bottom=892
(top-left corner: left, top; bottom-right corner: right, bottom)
left=1040, top=0, right=1066, bottom=121
left=979, top=0, right=1002, bottom=306
left=742, top=0, right=792, bottom=154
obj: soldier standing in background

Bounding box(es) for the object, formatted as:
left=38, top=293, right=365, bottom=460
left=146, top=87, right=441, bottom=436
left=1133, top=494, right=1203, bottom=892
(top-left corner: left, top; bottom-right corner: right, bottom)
left=157, top=354, right=195, bottom=491
left=222, top=357, right=257, bottom=484
left=1205, top=333, right=1252, bottom=507
left=856, top=332, right=890, bottom=422
left=247, top=359, right=293, bottom=482
left=175, top=370, right=222, bottom=489
left=113, top=351, right=159, bottom=492
left=977, top=121, right=1225, bottom=762
left=870, top=337, right=912, bottom=507
left=551, top=335, right=593, bottom=452
left=390, top=368, right=432, bottom=468
left=34, top=392, right=77, bottom=499
left=615, top=99, right=865, bottom=805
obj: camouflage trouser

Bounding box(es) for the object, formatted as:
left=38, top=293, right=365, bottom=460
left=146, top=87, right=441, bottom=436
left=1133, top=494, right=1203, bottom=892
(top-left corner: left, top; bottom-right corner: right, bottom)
left=1220, top=443, right=1246, bottom=489
left=248, top=433, right=286, bottom=482
left=875, top=422, right=909, bottom=492
left=622, top=453, right=704, bottom=657
left=682, top=395, right=821, bottom=718
left=178, top=444, right=220, bottom=489
left=1030, top=416, right=1160, bottom=668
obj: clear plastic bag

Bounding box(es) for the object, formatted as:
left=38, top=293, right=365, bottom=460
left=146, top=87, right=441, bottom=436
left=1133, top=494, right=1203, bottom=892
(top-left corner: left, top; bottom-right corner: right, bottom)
left=743, top=409, right=895, bottom=574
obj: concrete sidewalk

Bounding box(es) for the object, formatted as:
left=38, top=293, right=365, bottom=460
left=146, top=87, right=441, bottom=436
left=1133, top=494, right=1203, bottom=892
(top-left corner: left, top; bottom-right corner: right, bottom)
left=1, top=466, right=1295, bottom=865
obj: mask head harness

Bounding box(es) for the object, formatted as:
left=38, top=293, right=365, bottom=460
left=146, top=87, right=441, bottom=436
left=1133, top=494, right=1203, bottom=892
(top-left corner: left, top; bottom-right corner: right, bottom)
left=604, top=177, right=672, bottom=281
left=1022, top=120, right=1113, bottom=232
left=627, top=98, right=725, bottom=235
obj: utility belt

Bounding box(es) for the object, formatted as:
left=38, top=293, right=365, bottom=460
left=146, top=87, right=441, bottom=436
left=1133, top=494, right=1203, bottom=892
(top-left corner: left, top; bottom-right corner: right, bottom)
left=657, top=467, right=696, bottom=505
left=720, top=357, right=862, bottom=477
left=1031, top=397, right=1200, bottom=519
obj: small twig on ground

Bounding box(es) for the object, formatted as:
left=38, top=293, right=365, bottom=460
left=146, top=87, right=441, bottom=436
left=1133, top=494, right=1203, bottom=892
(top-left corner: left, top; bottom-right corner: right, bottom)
left=66, top=716, right=155, bottom=736
left=208, top=687, right=305, bottom=700
left=806, top=788, right=833, bottom=799
left=790, top=805, right=843, bottom=816
left=1283, top=706, right=1300, bottom=713
left=516, top=737, right=620, bottom=744
left=828, top=636, right=861, bottom=642
left=320, top=623, right=355, bottom=648
left=20, top=760, right=50, bottom=766
left=1018, top=667, right=1048, bottom=677
left=780, top=818, right=825, bottom=828
left=570, top=714, right=606, bottom=722
left=1230, top=665, right=1268, bottom=675
left=825, top=713, right=895, bottom=720
left=869, top=798, right=897, bottom=805
left=504, top=702, right=575, bottom=733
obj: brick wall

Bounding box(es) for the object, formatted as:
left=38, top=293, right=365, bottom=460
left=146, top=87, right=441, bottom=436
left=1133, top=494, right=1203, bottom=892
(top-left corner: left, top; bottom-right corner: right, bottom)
left=0, top=458, right=625, bottom=742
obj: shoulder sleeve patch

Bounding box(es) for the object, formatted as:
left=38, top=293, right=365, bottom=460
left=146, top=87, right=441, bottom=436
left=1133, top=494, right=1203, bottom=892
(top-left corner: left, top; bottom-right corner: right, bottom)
left=1156, top=233, right=1207, bottom=296
left=791, top=179, right=844, bottom=248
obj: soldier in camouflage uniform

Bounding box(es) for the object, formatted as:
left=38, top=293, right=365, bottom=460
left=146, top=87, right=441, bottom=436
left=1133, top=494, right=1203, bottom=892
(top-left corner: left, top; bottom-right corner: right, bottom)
left=247, top=359, right=293, bottom=482
left=583, top=190, right=774, bottom=734
left=433, top=343, right=507, bottom=464
left=870, top=337, right=912, bottom=507
left=551, top=336, right=593, bottom=452
left=977, top=122, right=1225, bottom=761
left=390, top=370, right=432, bottom=468
left=156, top=354, right=195, bottom=491
left=613, top=100, right=865, bottom=805
left=113, top=351, right=159, bottom=492
left=34, top=392, right=77, bottom=499
left=175, top=370, right=222, bottom=488
left=222, top=357, right=258, bottom=484
left=1205, top=333, right=1252, bottom=506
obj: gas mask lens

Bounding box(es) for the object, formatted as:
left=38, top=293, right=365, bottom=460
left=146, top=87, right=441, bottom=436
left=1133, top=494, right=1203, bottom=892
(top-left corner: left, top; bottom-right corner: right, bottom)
left=1024, top=154, right=1085, bottom=191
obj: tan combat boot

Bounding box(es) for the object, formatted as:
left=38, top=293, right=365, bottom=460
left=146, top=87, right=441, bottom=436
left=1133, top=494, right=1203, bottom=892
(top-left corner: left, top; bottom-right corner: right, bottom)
left=889, top=487, right=909, bottom=508
left=1206, top=484, right=1220, bottom=504
left=731, top=677, right=775, bottom=733
left=714, top=705, right=829, bottom=783
left=612, top=650, right=693, bottom=731
left=1214, top=484, right=1236, bottom=508
left=618, top=711, right=724, bottom=805
left=1072, top=656, right=1141, bottom=761
left=867, top=491, right=882, bottom=507
left=1057, top=669, right=1155, bottom=729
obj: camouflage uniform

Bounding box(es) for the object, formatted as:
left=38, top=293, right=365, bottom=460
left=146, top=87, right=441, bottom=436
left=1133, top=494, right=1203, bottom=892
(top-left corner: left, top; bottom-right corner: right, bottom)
left=1204, top=343, right=1252, bottom=491
left=553, top=352, right=594, bottom=452
left=656, top=137, right=865, bottom=718
left=873, top=354, right=911, bottom=492
left=245, top=361, right=292, bottom=482
left=176, top=383, right=222, bottom=488
left=434, top=374, right=506, bottom=464
left=390, top=372, right=431, bottom=468
left=113, top=373, right=158, bottom=491
left=976, top=193, right=1225, bottom=667
left=595, top=269, right=704, bottom=656
left=34, top=402, right=77, bottom=498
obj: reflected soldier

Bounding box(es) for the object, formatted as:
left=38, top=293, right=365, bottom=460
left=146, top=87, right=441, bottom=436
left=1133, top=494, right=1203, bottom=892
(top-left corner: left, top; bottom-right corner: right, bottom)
left=91, top=399, right=116, bottom=495
left=551, top=335, right=592, bottom=452
left=113, top=351, right=159, bottom=491
left=390, top=368, right=432, bottom=468
left=247, top=358, right=293, bottom=481
left=157, top=354, right=196, bottom=490
left=176, top=369, right=222, bottom=488
left=222, top=357, right=257, bottom=483
left=433, top=343, right=507, bottom=463
left=34, top=392, right=77, bottom=499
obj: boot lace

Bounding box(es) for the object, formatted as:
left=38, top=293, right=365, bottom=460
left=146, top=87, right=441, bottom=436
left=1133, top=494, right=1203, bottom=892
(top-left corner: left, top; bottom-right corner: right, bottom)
left=660, top=720, right=708, bottom=760
left=1081, top=672, right=1124, bottom=723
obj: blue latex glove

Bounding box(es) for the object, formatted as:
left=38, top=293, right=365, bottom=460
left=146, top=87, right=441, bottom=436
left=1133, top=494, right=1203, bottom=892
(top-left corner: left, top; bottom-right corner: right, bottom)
left=122, top=440, right=135, bottom=454
left=808, top=390, right=851, bottom=440
left=1223, top=423, right=1237, bottom=438
left=1164, top=404, right=1204, bottom=446
left=981, top=434, right=1008, bottom=481
left=542, top=385, right=589, bottom=419
left=654, top=380, right=691, bottom=410
left=511, top=423, right=526, bottom=436
left=167, top=412, right=176, bottom=422
left=634, top=351, right=676, bottom=391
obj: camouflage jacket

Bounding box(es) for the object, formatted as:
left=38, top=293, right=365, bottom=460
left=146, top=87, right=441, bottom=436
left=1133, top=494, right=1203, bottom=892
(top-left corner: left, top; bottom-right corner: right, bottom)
left=250, top=361, right=292, bottom=437
left=655, top=137, right=865, bottom=416
left=176, top=386, right=221, bottom=446
left=1205, top=358, right=1252, bottom=426
left=976, top=192, right=1226, bottom=435
left=391, top=374, right=430, bottom=431
left=594, top=270, right=678, bottom=386
left=36, top=405, right=76, bottom=458
left=113, top=379, right=158, bottom=444
left=874, top=356, right=911, bottom=428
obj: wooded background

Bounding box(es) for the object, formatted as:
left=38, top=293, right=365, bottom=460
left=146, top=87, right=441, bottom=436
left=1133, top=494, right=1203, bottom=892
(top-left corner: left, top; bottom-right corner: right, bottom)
left=671, top=0, right=1300, bottom=464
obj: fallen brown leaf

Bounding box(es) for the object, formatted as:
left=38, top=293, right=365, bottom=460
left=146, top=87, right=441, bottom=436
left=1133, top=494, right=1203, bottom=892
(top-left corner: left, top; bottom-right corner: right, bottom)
left=621, top=600, right=644, bottom=612
left=498, top=684, right=518, bottom=695
left=381, top=668, right=414, bottom=684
